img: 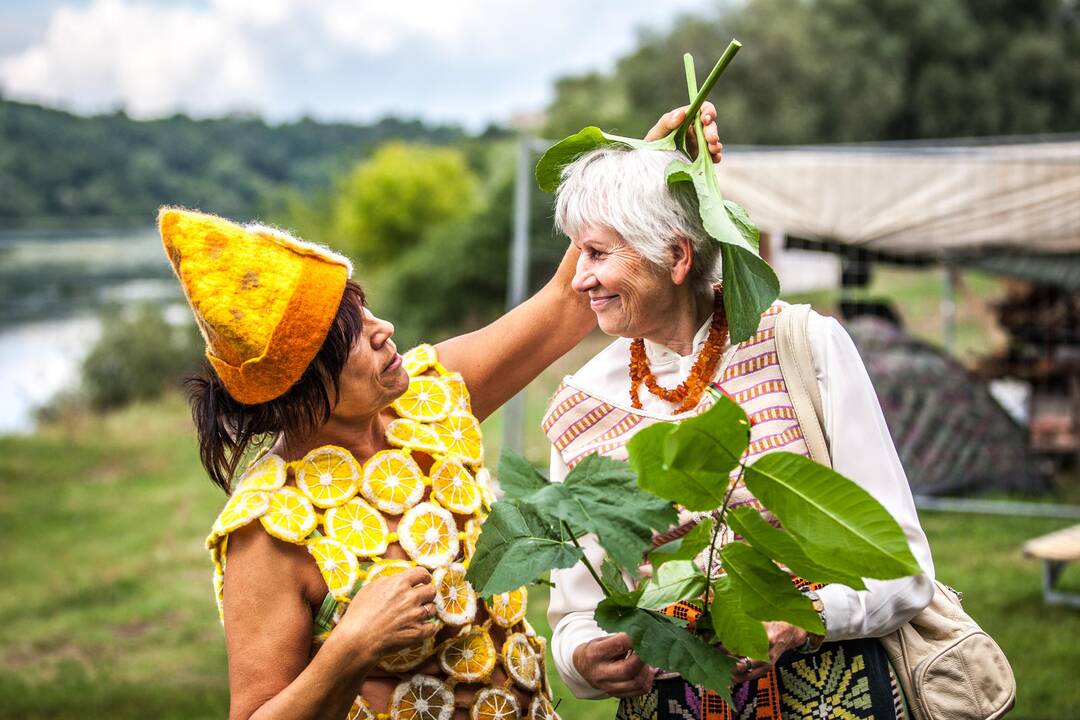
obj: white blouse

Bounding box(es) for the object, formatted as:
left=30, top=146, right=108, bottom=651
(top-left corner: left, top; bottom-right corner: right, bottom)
left=546, top=311, right=936, bottom=699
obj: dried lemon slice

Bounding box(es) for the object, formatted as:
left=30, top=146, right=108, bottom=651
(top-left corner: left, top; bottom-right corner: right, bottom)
left=402, top=343, right=438, bottom=378
left=234, top=454, right=286, bottom=493
left=324, top=497, right=389, bottom=557
left=213, top=489, right=270, bottom=535
left=475, top=467, right=496, bottom=510
left=295, top=445, right=360, bottom=509
left=487, top=586, right=527, bottom=628
left=390, top=674, right=455, bottom=720
left=463, top=518, right=482, bottom=562
left=393, top=376, right=453, bottom=423
left=528, top=695, right=558, bottom=720
left=347, top=695, right=376, bottom=720
left=379, top=635, right=438, bottom=673
left=364, top=559, right=415, bottom=585
left=307, top=536, right=360, bottom=600
left=470, top=687, right=521, bottom=720
left=259, top=487, right=317, bottom=543
left=502, top=632, right=541, bottom=691
left=432, top=563, right=477, bottom=626
left=360, top=449, right=426, bottom=515
left=398, top=502, right=460, bottom=568
left=442, top=372, right=471, bottom=413
left=430, top=455, right=483, bottom=515
left=434, top=412, right=484, bottom=466
left=386, top=418, right=447, bottom=456
left=438, top=627, right=496, bottom=682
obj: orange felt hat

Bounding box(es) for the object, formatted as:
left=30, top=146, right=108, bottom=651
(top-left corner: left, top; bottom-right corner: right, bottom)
left=158, top=207, right=352, bottom=405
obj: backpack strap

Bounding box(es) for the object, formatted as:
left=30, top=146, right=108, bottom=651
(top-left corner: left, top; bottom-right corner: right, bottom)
left=775, top=304, right=832, bottom=468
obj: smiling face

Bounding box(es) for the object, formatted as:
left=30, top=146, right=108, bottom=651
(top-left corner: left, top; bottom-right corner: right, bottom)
left=570, top=225, right=679, bottom=338
left=331, top=307, right=410, bottom=418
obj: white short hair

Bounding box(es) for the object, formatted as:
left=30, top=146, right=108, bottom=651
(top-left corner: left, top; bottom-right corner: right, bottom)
left=554, top=147, right=721, bottom=289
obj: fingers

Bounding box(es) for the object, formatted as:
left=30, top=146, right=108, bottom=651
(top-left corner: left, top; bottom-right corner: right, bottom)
left=605, top=662, right=655, bottom=698
left=400, top=566, right=434, bottom=587
left=410, top=580, right=437, bottom=605
left=589, top=632, right=634, bottom=659
left=643, top=106, right=688, bottom=142
left=731, top=657, right=772, bottom=685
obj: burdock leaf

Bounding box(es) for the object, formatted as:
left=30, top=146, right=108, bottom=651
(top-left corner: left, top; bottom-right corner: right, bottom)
left=726, top=507, right=867, bottom=590
left=466, top=501, right=583, bottom=596
left=596, top=600, right=736, bottom=703
left=636, top=560, right=708, bottom=611
left=649, top=517, right=715, bottom=569
left=720, top=542, right=825, bottom=634
left=535, top=127, right=676, bottom=193
left=710, top=576, right=770, bottom=661
left=744, top=452, right=921, bottom=579
left=720, top=244, right=780, bottom=343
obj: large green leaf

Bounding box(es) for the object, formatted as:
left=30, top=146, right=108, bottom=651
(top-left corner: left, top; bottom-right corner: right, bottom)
left=663, top=395, right=751, bottom=475
left=465, top=501, right=583, bottom=596
left=628, top=418, right=737, bottom=513
left=719, top=542, right=825, bottom=634
left=596, top=600, right=736, bottom=703
left=719, top=244, right=780, bottom=343
left=727, top=507, right=867, bottom=590
left=744, top=452, right=921, bottom=579
left=709, top=576, right=770, bottom=661
left=665, top=153, right=757, bottom=255
left=496, top=448, right=548, bottom=500
left=636, top=560, right=708, bottom=611
left=534, top=127, right=676, bottom=193
left=649, top=517, right=715, bottom=569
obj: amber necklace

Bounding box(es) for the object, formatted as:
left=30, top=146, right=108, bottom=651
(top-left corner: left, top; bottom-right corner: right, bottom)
left=629, top=286, right=728, bottom=413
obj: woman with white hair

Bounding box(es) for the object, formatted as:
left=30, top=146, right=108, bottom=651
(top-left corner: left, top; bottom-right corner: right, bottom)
left=543, top=147, right=936, bottom=719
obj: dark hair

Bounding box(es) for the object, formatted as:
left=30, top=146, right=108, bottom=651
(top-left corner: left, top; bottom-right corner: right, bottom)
left=185, top=280, right=366, bottom=494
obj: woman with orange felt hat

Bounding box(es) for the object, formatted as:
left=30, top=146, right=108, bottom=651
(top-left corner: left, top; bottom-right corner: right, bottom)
left=164, top=107, right=724, bottom=720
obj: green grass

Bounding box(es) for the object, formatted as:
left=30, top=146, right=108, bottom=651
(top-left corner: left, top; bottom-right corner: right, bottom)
left=3, top=390, right=1077, bottom=719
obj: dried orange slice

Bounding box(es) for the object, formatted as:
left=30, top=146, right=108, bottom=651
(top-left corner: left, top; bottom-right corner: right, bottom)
left=470, top=687, right=521, bottom=720
left=475, top=467, right=496, bottom=510
left=402, top=343, right=438, bottom=378
left=433, top=412, right=484, bottom=465
left=259, top=487, right=317, bottom=543
left=360, top=449, right=426, bottom=515
left=438, top=627, right=496, bottom=682
left=364, top=559, right=415, bottom=585
left=487, top=586, right=527, bottom=628
left=347, top=695, right=376, bottom=720
left=295, top=445, right=360, bottom=509
left=307, top=536, right=360, bottom=600
left=386, top=418, right=447, bottom=456
left=393, top=376, right=453, bottom=423
left=324, top=497, right=389, bottom=557
left=234, top=454, right=286, bottom=493
left=502, top=632, right=541, bottom=691
left=213, top=489, right=270, bottom=536
left=398, top=502, right=460, bottom=568
left=463, top=518, right=482, bottom=562
left=430, top=455, right=482, bottom=515
left=528, top=695, right=558, bottom=720
left=442, top=372, right=471, bottom=413
left=432, top=563, right=477, bottom=626
left=379, top=635, right=438, bottom=673
left=390, top=674, right=455, bottom=720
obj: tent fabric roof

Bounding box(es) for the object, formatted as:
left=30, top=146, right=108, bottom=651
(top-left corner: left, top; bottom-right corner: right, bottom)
left=717, top=137, right=1080, bottom=257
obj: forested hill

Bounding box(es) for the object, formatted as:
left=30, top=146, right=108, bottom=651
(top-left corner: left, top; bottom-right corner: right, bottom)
left=0, top=99, right=464, bottom=230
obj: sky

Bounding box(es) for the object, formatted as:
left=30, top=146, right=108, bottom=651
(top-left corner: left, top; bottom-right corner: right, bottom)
left=0, top=0, right=714, bottom=130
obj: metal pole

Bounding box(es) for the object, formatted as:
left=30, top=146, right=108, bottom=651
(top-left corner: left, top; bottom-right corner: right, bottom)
left=502, top=135, right=533, bottom=455
left=942, top=264, right=957, bottom=352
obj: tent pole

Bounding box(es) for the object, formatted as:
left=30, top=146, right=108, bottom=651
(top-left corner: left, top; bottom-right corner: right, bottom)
left=942, top=264, right=958, bottom=352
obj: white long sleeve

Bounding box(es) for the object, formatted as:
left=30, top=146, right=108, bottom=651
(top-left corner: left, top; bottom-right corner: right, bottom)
left=546, top=310, right=936, bottom=696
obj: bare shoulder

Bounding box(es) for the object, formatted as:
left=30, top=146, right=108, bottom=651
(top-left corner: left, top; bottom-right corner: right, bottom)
left=224, top=521, right=325, bottom=611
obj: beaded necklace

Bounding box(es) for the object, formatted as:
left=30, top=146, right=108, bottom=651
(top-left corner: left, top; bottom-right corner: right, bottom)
left=629, top=286, right=727, bottom=413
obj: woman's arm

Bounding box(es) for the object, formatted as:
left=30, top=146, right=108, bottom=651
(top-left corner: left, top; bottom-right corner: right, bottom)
left=223, top=523, right=438, bottom=720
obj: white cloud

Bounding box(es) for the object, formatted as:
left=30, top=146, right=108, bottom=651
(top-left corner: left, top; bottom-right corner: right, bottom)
left=0, top=0, right=711, bottom=126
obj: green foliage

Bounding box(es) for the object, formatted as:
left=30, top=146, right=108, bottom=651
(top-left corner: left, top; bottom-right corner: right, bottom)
left=80, top=304, right=203, bottom=411
left=718, top=542, right=825, bottom=634
left=648, top=517, right=714, bottom=569
left=709, top=576, right=771, bottom=661
left=635, top=560, right=707, bottom=611
left=718, top=245, right=782, bottom=343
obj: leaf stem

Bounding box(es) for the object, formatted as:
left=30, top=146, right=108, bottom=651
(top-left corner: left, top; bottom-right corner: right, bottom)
left=701, top=457, right=747, bottom=616
left=674, top=40, right=742, bottom=152
left=563, top=520, right=611, bottom=598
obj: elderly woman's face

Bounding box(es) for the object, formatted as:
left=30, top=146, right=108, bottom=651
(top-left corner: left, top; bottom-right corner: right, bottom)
left=333, top=307, right=409, bottom=417
left=571, top=225, right=675, bottom=338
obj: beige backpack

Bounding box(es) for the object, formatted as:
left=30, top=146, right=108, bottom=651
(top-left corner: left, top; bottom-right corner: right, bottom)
left=775, top=304, right=1016, bottom=720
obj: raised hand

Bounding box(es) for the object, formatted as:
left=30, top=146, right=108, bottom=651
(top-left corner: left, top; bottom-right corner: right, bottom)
left=644, top=101, right=724, bottom=163
left=573, top=632, right=656, bottom=698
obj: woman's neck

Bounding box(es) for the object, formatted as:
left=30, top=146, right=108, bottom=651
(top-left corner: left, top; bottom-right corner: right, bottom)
left=271, top=409, right=389, bottom=463
left=643, top=285, right=716, bottom=356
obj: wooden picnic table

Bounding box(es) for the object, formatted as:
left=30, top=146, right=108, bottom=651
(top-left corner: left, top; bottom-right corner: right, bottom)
left=1023, top=523, right=1080, bottom=607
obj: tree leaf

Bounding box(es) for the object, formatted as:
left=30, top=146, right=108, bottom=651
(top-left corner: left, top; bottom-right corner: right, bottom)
left=496, top=448, right=549, bottom=501
left=466, top=501, right=583, bottom=596
left=649, top=517, right=715, bottom=569
left=596, top=600, right=736, bottom=703
left=744, top=452, right=922, bottom=579
left=636, top=560, right=708, bottom=611
left=719, top=244, right=781, bottom=343
left=727, top=507, right=867, bottom=590
left=719, top=542, right=825, bottom=634
left=602, top=556, right=631, bottom=595
left=710, top=576, right=770, bottom=661
left=534, top=126, right=676, bottom=193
